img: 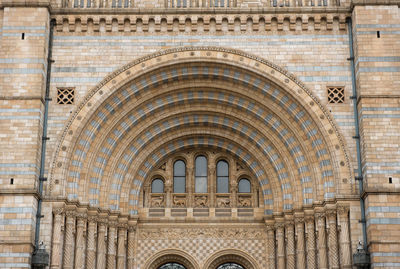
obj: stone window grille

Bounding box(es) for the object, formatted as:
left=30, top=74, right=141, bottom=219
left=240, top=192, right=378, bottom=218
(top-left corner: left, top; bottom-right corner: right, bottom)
left=327, top=86, right=344, bottom=104
left=57, top=88, right=75, bottom=104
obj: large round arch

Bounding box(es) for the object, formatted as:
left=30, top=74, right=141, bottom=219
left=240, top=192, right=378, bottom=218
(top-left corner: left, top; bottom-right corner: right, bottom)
left=203, top=249, right=259, bottom=269
left=49, top=47, right=354, bottom=215
left=144, top=249, right=200, bottom=269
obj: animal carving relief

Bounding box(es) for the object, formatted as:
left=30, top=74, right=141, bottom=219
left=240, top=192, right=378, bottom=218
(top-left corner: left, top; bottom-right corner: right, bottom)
left=173, top=196, right=186, bottom=207
left=238, top=197, right=251, bottom=207
left=217, top=197, right=230, bottom=208
left=151, top=195, right=164, bottom=207
left=195, top=195, right=208, bottom=207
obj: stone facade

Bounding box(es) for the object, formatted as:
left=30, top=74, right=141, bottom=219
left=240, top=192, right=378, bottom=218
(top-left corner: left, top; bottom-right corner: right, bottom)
left=0, top=0, right=399, bottom=268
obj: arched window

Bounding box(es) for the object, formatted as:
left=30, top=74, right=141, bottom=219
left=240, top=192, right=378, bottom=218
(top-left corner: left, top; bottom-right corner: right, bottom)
left=217, top=160, right=229, bottom=193
left=238, top=178, right=251, bottom=193
left=151, top=178, right=164, bottom=193
left=195, top=155, right=207, bottom=193
left=159, top=263, right=186, bottom=269
left=173, top=160, right=186, bottom=193
left=217, top=263, right=244, bottom=269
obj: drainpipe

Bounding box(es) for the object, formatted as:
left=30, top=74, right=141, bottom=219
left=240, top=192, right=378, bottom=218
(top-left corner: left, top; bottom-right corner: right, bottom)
left=347, top=17, right=370, bottom=268
left=32, top=18, right=55, bottom=269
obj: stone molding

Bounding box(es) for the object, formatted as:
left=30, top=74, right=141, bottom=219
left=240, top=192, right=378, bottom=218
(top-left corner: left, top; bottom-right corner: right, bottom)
left=52, top=13, right=348, bottom=33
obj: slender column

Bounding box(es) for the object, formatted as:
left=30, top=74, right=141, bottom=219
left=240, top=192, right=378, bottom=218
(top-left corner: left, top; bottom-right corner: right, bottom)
left=50, top=208, right=64, bottom=269
left=117, top=225, right=127, bottom=269
left=327, top=210, right=339, bottom=269
left=266, top=224, right=276, bottom=269
left=305, top=215, right=316, bottom=269
left=285, top=221, right=295, bottom=269
left=295, top=217, right=306, bottom=269
left=337, top=206, right=352, bottom=268
left=208, top=164, right=216, bottom=207
left=74, top=214, right=87, bottom=269
left=96, top=221, right=107, bottom=269
left=275, top=222, right=285, bottom=269
left=316, top=213, right=328, bottom=269
left=127, top=226, right=136, bottom=268
left=63, top=211, right=76, bottom=269
left=86, top=216, right=97, bottom=269
left=107, top=222, right=117, bottom=269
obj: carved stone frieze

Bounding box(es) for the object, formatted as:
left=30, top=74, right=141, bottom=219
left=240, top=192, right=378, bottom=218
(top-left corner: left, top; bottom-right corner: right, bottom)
left=216, top=197, right=230, bottom=208
left=139, top=227, right=265, bottom=240
left=173, top=195, right=186, bottom=207
left=194, top=195, right=208, bottom=207
left=237, top=197, right=251, bottom=207
left=150, top=195, right=165, bottom=207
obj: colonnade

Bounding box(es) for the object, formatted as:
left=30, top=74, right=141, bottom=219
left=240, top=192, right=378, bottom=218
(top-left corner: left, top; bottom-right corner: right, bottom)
left=50, top=207, right=137, bottom=269
left=49, top=205, right=351, bottom=269
left=265, top=206, right=352, bottom=269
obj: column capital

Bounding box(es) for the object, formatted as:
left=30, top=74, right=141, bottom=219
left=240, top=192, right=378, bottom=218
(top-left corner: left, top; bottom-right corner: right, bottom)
left=337, top=205, right=350, bottom=216
left=65, top=210, right=76, bottom=218
left=304, top=214, right=315, bottom=223
left=76, top=212, right=87, bottom=220
left=294, top=216, right=304, bottom=224
left=315, top=212, right=326, bottom=219
left=326, top=209, right=337, bottom=220
left=53, top=207, right=64, bottom=215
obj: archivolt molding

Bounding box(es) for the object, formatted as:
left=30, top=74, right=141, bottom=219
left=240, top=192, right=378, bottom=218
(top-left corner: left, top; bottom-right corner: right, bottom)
left=144, top=249, right=200, bottom=269
left=203, top=249, right=259, bottom=269
left=50, top=47, right=354, bottom=212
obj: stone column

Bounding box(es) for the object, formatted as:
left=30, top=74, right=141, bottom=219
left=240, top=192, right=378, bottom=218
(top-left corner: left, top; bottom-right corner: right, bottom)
left=316, top=213, right=328, bottom=269
left=96, top=221, right=107, bottom=269
left=275, top=222, right=285, bottom=269
left=285, top=221, right=295, bottom=269
left=117, top=225, right=127, bottom=269
left=337, top=206, right=352, bottom=269
left=86, top=216, right=97, bottom=269
left=127, top=226, right=136, bottom=269
left=295, top=217, right=306, bottom=269
left=63, top=211, right=76, bottom=269
left=107, top=222, right=117, bottom=269
left=266, top=224, right=276, bottom=269
left=74, top=214, right=87, bottom=269
left=50, top=208, right=64, bottom=269
left=327, top=210, right=339, bottom=269
left=208, top=164, right=216, bottom=207
left=305, top=215, right=316, bottom=269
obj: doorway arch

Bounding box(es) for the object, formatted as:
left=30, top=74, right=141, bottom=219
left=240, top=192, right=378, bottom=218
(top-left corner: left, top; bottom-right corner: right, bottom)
left=145, top=249, right=200, bottom=269
left=204, top=249, right=259, bottom=269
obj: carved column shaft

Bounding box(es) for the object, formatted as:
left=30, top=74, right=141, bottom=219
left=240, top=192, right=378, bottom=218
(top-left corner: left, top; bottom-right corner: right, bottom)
left=286, top=222, right=295, bottom=269
left=328, top=211, right=339, bottom=269
left=266, top=226, right=276, bottom=269
left=86, top=218, right=97, bottom=269
left=338, top=207, right=352, bottom=268
left=276, top=223, right=286, bottom=269
left=305, top=216, right=317, bottom=269
left=295, top=219, right=306, bottom=269
left=63, top=212, right=76, bottom=269
left=117, top=227, right=127, bottom=269
left=50, top=210, right=63, bottom=269
left=209, top=165, right=216, bottom=207
left=316, top=213, right=328, bottom=269
left=107, top=225, right=117, bottom=269
left=96, top=222, right=107, bottom=269
left=127, top=227, right=136, bottom=269
left=74, top=217, right=86, bottom=269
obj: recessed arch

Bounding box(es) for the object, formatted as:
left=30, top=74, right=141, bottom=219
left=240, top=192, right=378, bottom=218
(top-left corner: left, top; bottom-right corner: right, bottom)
left=49, top=47, right=354, bottom=216
left=144, top=249, right=200, bottom=269
left=203, top=249, right=260, bottom=269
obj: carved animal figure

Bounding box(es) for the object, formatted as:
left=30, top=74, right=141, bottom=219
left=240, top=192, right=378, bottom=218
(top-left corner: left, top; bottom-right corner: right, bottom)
left=217, top=198, right=230, bottom=207
left=195, top=196, right=208, bottom=207
left=151, top=196, right=164, bottom=207
left=173, top=196, right=186, bottom=207
left=238, top=197, right=251, bottom=207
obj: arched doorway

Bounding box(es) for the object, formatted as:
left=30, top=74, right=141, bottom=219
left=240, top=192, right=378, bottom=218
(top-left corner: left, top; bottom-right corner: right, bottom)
left=47, top=47, right=354, bottom=269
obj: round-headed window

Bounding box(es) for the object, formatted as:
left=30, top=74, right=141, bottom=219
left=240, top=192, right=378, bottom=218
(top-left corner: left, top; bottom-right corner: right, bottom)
left=217, top=263, right=244, bottom=269
left=238, top=178, right=251, bottom=193
left=158, top=263, right=186, bottom=269
left=151, top=178, right=164, bottom=193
